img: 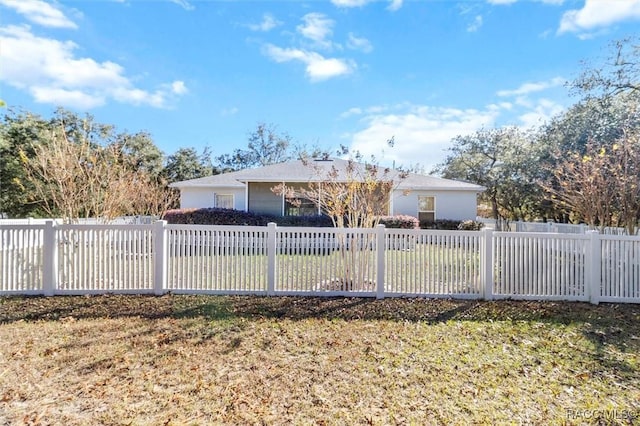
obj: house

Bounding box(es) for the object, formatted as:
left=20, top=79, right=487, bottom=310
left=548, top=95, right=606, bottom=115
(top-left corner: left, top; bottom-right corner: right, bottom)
left=169, top=158, right=484, bottom=222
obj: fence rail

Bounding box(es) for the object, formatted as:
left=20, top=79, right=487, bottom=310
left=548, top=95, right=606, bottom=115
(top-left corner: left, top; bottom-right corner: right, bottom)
left=476, top=217, right=638, bottom=235
left=1, top=221, right=639, bottom=303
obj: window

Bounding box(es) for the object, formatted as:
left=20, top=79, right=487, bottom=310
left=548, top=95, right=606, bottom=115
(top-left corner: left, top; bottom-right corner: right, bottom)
left=418, top=196, right=435, bottom=223
left=215, top=194, right=234, bottom=209
left=285, top=198, right=318, bottom=216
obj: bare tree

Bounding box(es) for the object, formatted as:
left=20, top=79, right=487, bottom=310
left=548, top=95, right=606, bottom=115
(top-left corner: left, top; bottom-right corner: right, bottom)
left=573, top=37, right=640, bottom=98
left=543, top=127, right=640, bottom=234
left=543, top=142, right=616, bottom=231
left=273, top=156, right=404, bottom=229
left=608, top=127, right=640, bottom=235
left=272, top=149, right=407, bottom=290
left=21, top=125, right=171, bottom=222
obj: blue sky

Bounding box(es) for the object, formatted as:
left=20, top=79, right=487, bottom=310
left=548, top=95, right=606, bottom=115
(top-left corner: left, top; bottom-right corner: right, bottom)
left=1, top=0, right=639, bottom=172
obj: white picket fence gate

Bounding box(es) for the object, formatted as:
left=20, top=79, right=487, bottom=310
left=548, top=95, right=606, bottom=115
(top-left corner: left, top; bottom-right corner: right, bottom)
left=1, top=221, right=639, bottom=304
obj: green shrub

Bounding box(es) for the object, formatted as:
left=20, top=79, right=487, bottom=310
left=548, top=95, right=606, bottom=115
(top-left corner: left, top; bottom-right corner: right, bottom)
left=162, top=208, right=333, bottom=227
left=378, top=215, right=420, bottom=229
left=420, top=219, right=484, bottom=231
left=275, top=215, right=334, bottom=227
left=162, top=208, right=269, bottom=225
left=458, top=220, right=484, bottom=231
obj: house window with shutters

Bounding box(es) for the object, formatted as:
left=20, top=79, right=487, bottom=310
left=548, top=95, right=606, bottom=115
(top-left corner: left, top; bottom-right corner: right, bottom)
left=418, top=196, right=435, bottom=223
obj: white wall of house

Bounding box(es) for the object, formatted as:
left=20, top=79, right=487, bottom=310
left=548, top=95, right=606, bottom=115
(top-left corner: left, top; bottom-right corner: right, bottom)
left=179, top=186, right=479, bottom=221
left=179, top=187, right=246, bottom=211
left=391, top=190, right=479, bottom=221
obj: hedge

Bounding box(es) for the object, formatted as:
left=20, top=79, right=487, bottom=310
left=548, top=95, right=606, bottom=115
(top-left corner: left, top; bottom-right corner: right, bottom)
left=163, top=209, right=428, bottom=229
left=420, top=219, right=484, bottom=231
left=377, top=215, right=420, bottom=229
left=162, top=208, right=333, bottom=227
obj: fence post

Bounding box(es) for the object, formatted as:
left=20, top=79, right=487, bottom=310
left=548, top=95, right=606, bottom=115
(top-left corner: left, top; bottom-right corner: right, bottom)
left=267, top=222, right=277, bottom=296
left=481, top=227, right=494, bottom=300
left=586, top=230, right=601, bottom=305
left=42, top=220, right=57, bottom=296
left=376, top=224, right=386, bottom=299
left=153, top=220, right=167, bottom=295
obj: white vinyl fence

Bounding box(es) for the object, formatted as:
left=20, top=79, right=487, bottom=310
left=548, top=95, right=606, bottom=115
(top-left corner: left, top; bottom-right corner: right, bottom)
left=1, top=221, right=639, bottom=304
left=477, top=218, right=638, bottom=235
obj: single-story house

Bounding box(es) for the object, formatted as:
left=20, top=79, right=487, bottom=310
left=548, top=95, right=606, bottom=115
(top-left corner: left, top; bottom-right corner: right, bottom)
left=169, top=158, right=484, bottom=222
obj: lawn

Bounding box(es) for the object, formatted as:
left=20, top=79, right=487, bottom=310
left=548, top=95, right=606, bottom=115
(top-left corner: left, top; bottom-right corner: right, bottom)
left=168, top=242, right=480, bottom=294
left=0, top=295, right=639, bottom=425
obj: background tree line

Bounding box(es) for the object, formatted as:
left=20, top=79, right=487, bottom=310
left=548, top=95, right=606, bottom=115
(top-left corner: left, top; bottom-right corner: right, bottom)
left=436, top=37, right=640, bottom=234
left=0, top=111, right=316, bottom=220
left=1, top=38, right=638, bottom=231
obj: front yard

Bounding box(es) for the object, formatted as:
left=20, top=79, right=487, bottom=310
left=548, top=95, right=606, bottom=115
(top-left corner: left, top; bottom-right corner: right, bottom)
left=0, top=295, right=638, bottom=425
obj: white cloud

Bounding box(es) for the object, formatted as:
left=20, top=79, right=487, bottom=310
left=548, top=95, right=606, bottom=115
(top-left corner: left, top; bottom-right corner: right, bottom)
left=260, top=13, right=363, bottom=82
left=346, top=104, right=500, bottom=171
left=112, top=87, right=166, bottom=108
left=31, top=87, right=104, bottom=109
left=170, top=80, right=188, bottom=95
left=265, top=45, right=308, bottom=63
left=487, top=102, right=513, bottom=111
left=495, top=77, right=566, bottom=127
left=488, top=0, right=563, bottom=4
left=306, top=57, right=353, bottom=81
left=248, top=13, right=282, bottom=32
left=331, top=0, right=372, bottom=7
left=168, top=0, right=194, bottom=11
left=0, top=25, right=186, bottom=109
left=346, top=33, right=373, bottom=53
left=0, top=0, right=77, bottom=29
left=340, top=107, right=363, bottom=118
left=517, top=98, right=565, bottom=128
left=263, top=44, right=354, bottom=82
left=343, top=90, right=568, bottom=169
left=297, top=13, right=334, bottom=49
left=497, top=76, right=565, bottom=97
left=467, top=15, right=483, bottom=32
left=332, top=0, right=402, bottom=10
left=387, top=0, right=403, bottom=11
left=558, top=0, right=640, bottom=34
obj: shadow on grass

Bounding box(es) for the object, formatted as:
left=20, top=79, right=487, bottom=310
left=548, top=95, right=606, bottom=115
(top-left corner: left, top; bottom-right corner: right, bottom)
left=2, top=294, right=638, bottom=376
left=2, top=293, right=638, bottom=328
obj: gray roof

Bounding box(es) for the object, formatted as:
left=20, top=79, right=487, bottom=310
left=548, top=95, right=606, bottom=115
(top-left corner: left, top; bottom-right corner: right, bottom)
left=169, top=158, right=484, bottom=192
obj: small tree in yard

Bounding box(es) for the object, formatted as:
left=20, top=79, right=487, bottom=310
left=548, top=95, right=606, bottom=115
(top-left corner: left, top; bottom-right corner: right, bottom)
left=273, top=158, right=402, bottom=229
left=543, top=127, right=640, bottom=235
left=21, top=125, right=173, bottom=222
left=272, top=148, right=407, bottom=290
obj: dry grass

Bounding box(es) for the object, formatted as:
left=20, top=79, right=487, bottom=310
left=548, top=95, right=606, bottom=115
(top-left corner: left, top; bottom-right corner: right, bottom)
left=1, top=295, right=639, bottom=425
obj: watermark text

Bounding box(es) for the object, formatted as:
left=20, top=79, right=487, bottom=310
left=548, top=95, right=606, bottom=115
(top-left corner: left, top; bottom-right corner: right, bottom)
left=566, top=409, right=639, bottom=421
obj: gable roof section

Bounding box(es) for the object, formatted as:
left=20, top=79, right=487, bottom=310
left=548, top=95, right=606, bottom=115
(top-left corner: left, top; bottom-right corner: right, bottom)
left=169, top=168, right=247, bottom=188
left=169, top=158, right=484, bottom=192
